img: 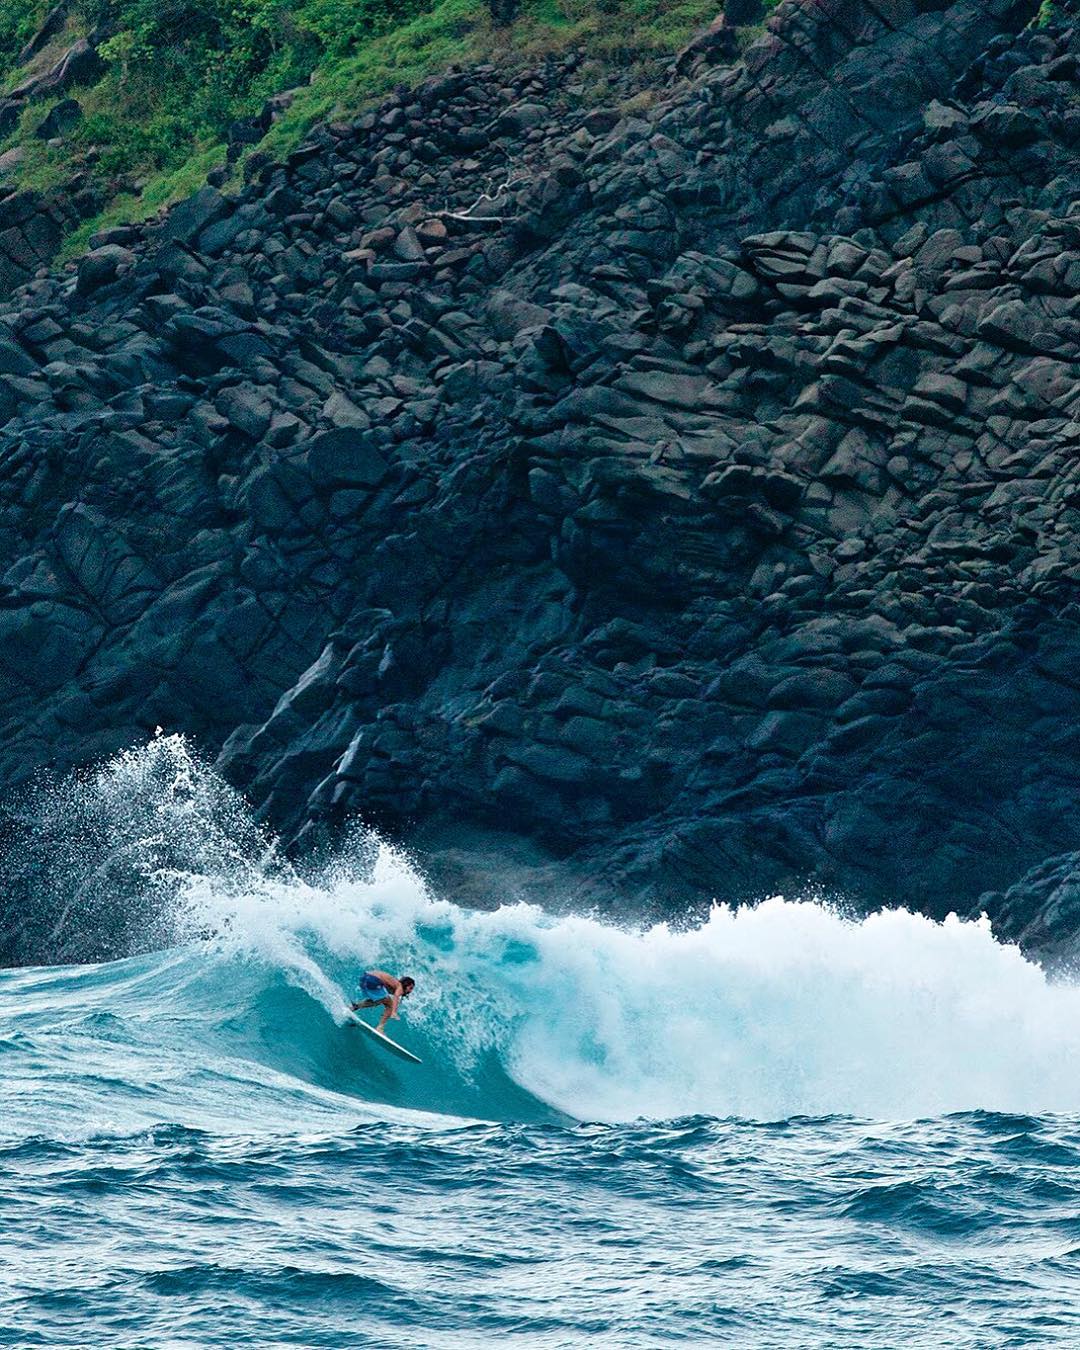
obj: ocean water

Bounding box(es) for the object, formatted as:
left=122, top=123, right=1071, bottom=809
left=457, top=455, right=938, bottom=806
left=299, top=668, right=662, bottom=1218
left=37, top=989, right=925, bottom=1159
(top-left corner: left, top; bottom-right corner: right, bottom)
left=5, top=742, right=1080, bottom=1347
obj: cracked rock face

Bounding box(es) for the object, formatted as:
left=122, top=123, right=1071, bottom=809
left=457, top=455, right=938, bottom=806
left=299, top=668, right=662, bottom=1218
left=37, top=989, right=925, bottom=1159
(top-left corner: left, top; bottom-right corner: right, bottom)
left=2, top=0, right=1080, bottom=962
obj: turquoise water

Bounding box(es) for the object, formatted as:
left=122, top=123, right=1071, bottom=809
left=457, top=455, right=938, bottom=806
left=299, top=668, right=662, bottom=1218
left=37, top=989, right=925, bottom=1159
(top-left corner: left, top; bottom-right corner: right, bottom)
left=6, top=742, right=1080, bottom=1347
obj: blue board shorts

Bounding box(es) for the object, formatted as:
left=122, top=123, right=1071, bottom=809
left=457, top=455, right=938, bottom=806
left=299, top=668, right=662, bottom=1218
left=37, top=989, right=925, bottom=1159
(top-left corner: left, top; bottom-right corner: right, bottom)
left=357, top=973, right=388, bottom=1001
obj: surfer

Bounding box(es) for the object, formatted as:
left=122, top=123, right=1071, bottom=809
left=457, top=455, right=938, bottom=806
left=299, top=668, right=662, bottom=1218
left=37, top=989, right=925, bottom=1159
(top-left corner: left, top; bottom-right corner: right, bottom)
left=351, top=970, right=415, bottom=1031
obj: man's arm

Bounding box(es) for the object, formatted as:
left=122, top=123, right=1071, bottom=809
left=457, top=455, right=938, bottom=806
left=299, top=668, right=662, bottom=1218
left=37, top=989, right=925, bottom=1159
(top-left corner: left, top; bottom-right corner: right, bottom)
left=377, top=992, right=401, bottom=1029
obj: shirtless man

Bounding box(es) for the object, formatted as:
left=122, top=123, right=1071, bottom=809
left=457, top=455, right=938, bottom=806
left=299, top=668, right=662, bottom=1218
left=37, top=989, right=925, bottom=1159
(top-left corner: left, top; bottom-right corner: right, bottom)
left=351, top=970, right=415, bottom=1031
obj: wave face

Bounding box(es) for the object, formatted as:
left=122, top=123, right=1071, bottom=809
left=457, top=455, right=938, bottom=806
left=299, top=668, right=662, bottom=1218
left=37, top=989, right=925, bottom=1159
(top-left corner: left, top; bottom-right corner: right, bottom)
left=7, top=740, right=1080, bottom=1346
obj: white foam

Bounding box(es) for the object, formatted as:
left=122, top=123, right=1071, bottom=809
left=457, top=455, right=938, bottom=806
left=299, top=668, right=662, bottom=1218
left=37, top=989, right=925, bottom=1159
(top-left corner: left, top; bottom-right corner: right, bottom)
left=497, top=898, right=1080, bottom=1121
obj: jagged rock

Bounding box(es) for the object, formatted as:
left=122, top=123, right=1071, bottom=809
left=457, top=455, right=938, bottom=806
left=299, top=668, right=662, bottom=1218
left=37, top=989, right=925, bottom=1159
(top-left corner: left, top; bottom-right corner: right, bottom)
left=157, top=187, right=228, bottom=246
left=305, top=428, right=389, bottom=488
left=392, top=226, right=426, bottom=262
left=487, top=288, right=552, bottom=338
left=0, top=99, right=23, bottom=139
left=216, top=384, right=273, bottom=440
left=674, top=17, right=740, bottom=76
left=14, top=39, right=104, bottom=100
left=977, top=853, right=1080, bottom=961
left=582, top=108, right=620, bottom=136
left=971, top=102, right=1042, bottom=145
left=0, top=327, right=36, bottom=376
left=18, top=2, right=72, bottom=64
left=497, top=103, right=548, bottom=136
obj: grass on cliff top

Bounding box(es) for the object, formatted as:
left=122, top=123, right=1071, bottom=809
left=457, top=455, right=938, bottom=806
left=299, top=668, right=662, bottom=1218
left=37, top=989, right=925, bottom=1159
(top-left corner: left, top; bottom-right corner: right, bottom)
left=254, top=0, right=719, bottom=162
left=0, top=0, right=720, bottom=259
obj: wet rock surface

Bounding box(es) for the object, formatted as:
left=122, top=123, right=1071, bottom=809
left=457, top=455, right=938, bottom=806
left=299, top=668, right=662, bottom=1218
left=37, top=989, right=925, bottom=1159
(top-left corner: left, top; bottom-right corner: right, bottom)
left=3, top=0, right=1080, bottom=958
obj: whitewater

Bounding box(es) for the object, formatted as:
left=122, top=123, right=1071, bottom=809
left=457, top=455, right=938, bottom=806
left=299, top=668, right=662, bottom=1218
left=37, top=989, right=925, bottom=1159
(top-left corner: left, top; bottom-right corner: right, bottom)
left=4, top=740, right=1080, bottom=1347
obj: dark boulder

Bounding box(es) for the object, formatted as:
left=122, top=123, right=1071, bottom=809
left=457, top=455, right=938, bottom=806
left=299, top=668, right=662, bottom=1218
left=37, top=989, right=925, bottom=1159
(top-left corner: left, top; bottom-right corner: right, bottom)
left=34, top=99, right=82, bottom=140
left=76, top=244, right=135, bottom=295
left=305, top=428, right=390, bottom=489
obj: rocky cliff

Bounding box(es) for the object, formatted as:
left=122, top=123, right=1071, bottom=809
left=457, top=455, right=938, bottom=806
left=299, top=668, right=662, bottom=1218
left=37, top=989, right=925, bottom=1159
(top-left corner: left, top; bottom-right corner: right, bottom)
left=3, top=0, right=1080, bottom=963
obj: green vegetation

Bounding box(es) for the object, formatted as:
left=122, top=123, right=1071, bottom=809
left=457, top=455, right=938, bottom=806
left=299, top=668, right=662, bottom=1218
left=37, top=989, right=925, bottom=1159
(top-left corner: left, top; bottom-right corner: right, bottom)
left=0, top=0, right=722, bottom=250
left=0, top=1, right=51, bottom=65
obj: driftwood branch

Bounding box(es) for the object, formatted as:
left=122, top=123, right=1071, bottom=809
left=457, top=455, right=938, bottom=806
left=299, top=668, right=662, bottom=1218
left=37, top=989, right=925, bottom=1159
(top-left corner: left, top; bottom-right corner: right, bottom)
left=437, top=168, right=530, bottom=227
left=436, top=211, right=505, bottom=226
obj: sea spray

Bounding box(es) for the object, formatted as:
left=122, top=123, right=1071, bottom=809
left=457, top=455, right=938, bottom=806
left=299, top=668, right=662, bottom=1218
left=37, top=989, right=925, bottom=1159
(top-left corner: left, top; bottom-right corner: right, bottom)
left=0, top=733, right=281, bottom=965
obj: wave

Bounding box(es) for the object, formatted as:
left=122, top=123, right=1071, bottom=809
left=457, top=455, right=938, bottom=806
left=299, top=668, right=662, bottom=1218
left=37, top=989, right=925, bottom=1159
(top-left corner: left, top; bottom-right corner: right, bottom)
left=173, top=865, right=1080, bottom=1123
left=5, top=738, right=1080, bottom=1130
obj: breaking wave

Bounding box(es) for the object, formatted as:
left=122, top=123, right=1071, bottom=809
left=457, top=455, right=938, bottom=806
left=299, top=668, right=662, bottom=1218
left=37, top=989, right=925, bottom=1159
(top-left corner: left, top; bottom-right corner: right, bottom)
left=5, top=738, right=1080, bottom=1128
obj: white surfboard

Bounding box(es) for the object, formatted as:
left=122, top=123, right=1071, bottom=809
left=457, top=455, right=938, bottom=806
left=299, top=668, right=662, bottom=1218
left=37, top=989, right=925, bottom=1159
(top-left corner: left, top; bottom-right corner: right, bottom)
left=348, top=1015, right=422, bottom=1065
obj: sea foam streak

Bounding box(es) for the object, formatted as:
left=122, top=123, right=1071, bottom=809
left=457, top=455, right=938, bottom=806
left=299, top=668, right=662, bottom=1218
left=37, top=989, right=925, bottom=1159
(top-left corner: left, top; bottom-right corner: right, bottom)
left=6, top=736, right=1080, bottom=1128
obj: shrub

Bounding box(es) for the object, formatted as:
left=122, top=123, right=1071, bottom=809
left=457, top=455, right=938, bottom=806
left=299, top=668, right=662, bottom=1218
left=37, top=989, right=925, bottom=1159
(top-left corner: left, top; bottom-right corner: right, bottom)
left=63, top=0, right=447, bottom=179
left=0, top=1, right=50, bottom=64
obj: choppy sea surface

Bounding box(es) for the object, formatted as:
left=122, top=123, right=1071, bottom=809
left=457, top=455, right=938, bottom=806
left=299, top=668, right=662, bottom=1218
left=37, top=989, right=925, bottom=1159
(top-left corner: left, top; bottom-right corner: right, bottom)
left=5, top=740, right=1080, bottom=1348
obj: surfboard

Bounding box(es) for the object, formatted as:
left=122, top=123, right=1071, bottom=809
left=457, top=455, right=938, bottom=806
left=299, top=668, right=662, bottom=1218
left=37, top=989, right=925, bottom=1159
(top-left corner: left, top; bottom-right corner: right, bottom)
left=348, top=1015, right=422, bottom=1065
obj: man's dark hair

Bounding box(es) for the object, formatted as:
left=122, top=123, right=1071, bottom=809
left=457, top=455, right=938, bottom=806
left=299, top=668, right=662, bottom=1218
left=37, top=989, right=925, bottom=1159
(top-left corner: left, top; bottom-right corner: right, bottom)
left=401, top=976, right=416, bottom=993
